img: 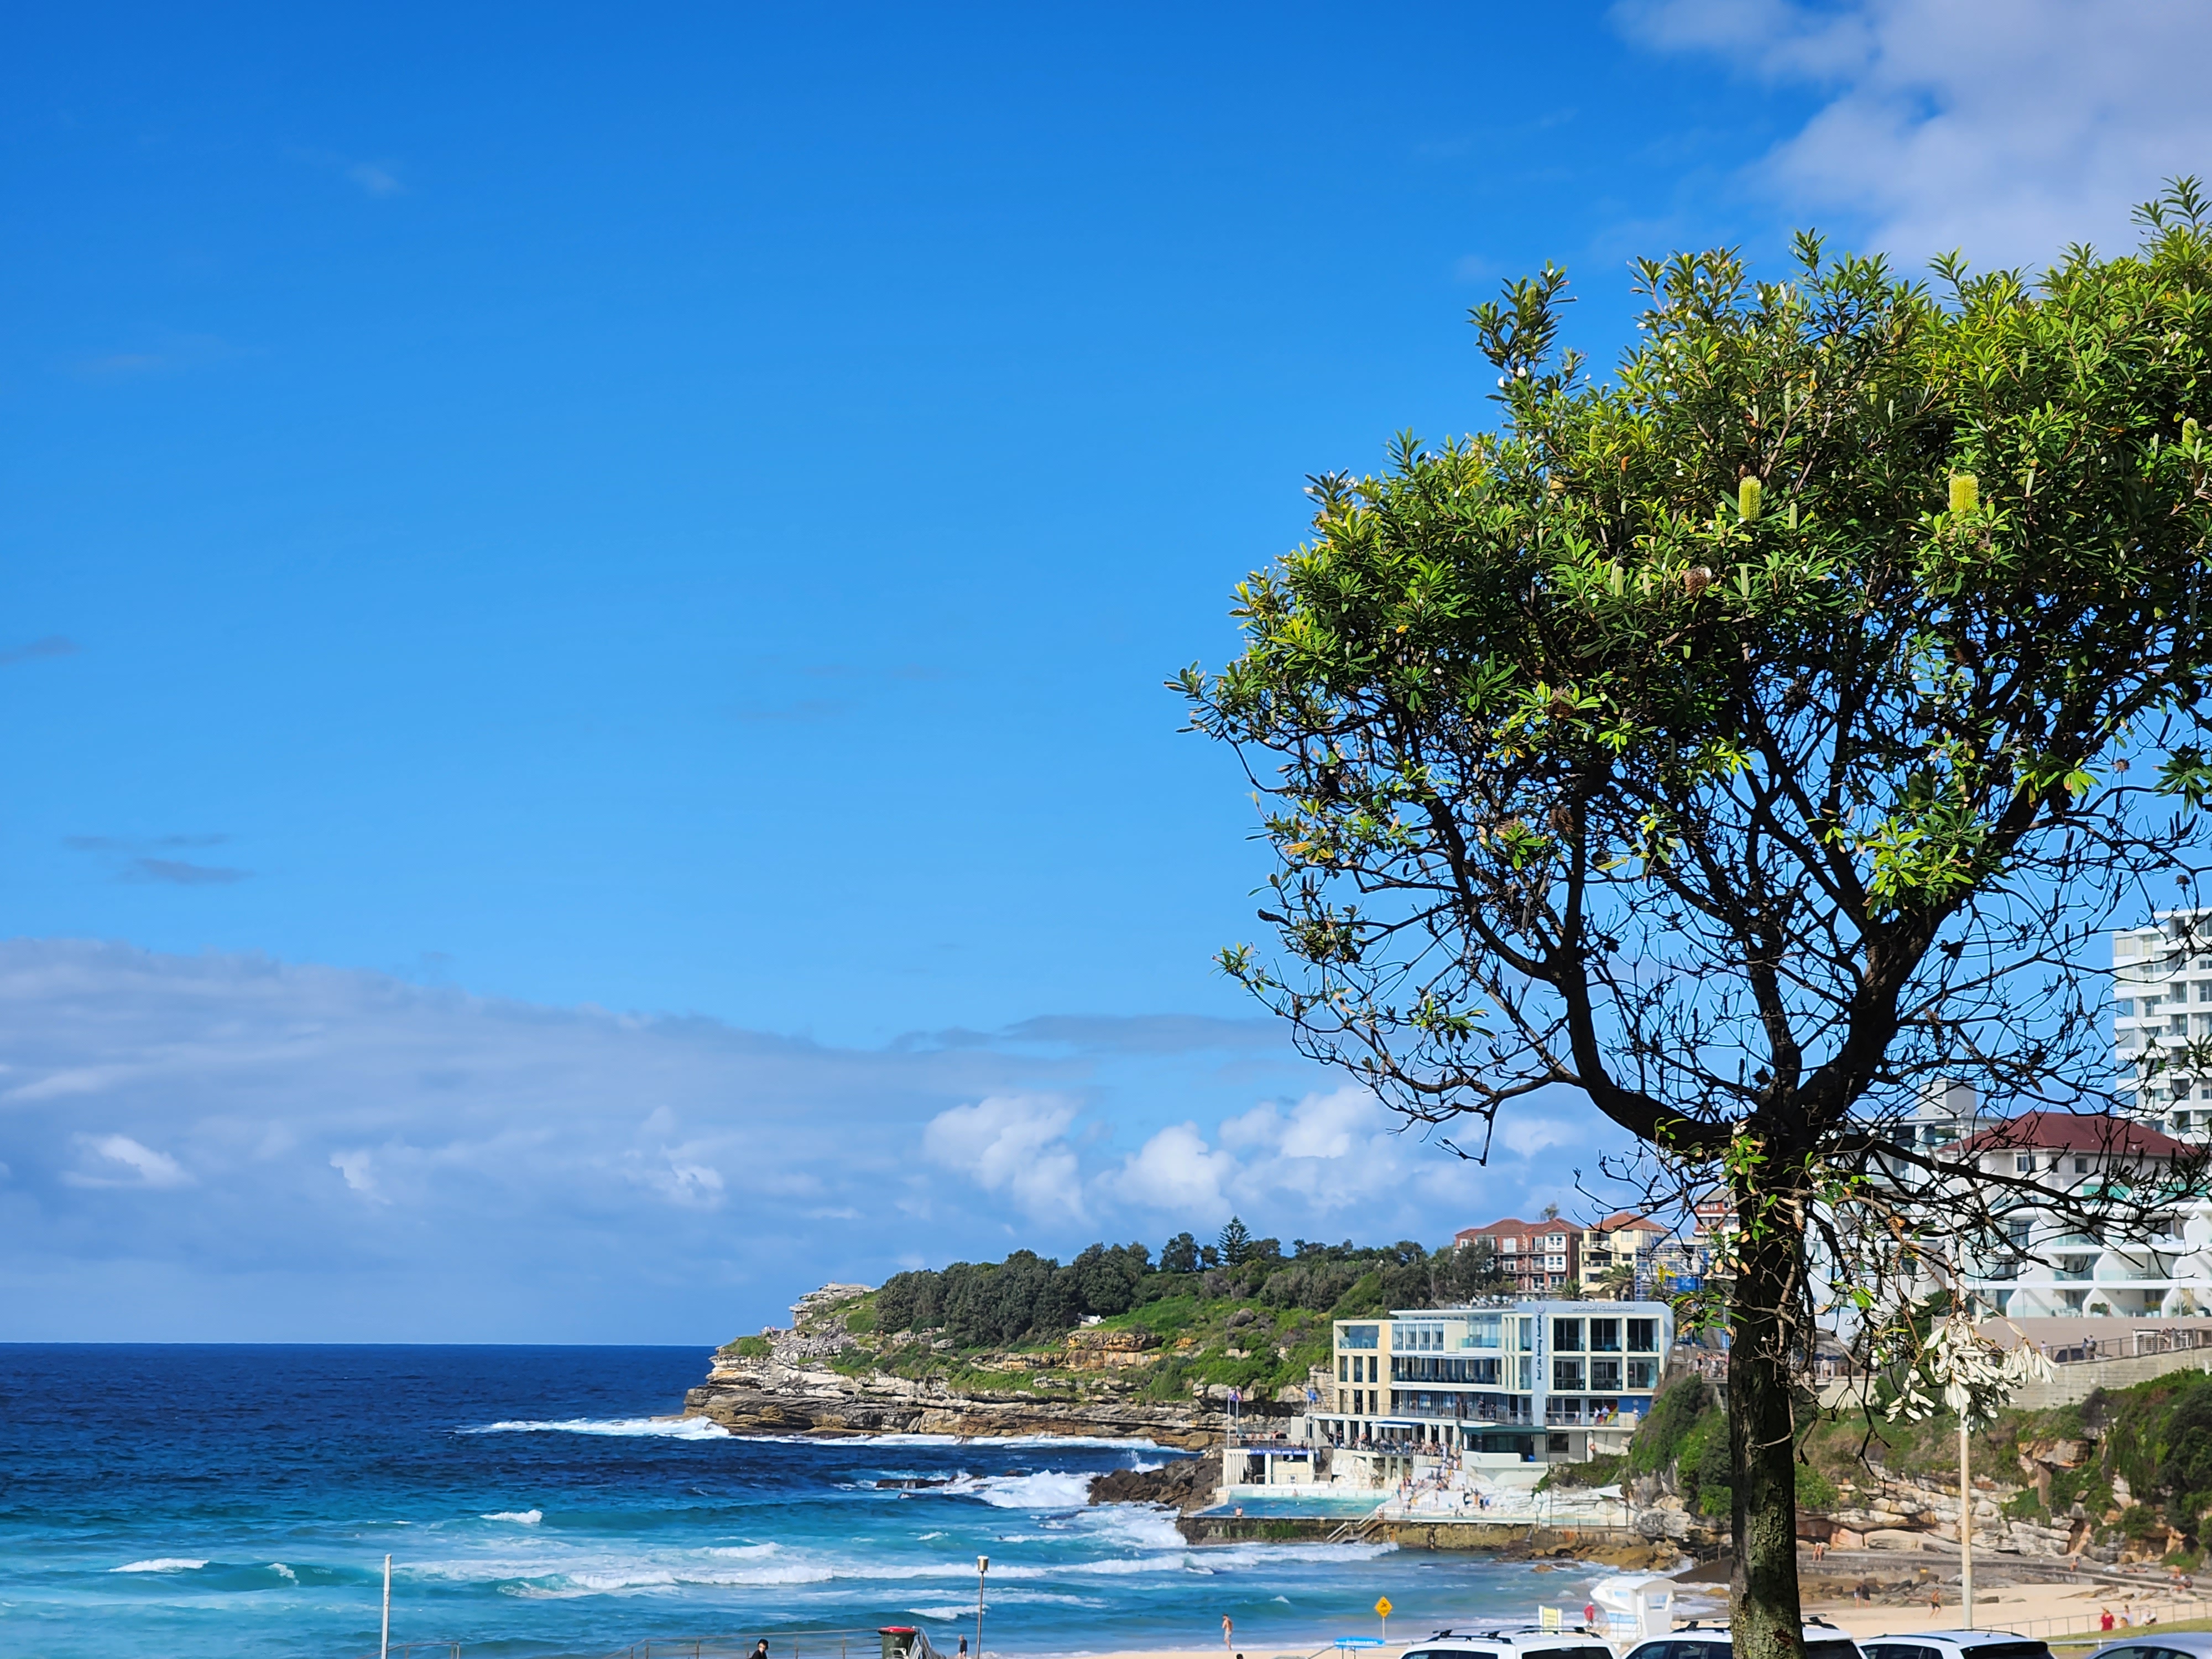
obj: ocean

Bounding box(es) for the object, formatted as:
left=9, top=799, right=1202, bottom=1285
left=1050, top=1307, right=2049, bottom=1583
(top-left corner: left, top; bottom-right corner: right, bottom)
left=0, top=1345, right=1585, bottom=1658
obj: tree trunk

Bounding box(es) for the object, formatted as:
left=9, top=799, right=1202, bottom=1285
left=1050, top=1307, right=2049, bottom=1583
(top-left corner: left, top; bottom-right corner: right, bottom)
left=1729, top=1209, right=1806, bottom=1659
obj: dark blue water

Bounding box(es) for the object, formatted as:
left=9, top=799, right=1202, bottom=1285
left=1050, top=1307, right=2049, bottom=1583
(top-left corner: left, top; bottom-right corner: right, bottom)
left=0, top=1345, right=1560, bottom=1658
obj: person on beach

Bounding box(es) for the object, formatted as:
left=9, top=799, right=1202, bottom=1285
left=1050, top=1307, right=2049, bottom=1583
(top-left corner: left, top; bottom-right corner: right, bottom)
left=752, top=1642, right=770, bottom=1659
left=2101, top=1608, right=2115, bottom=1631
left=1928, top=1588, right=1941, bottom=1611
left=1223, top=1615, right=1234, bottom=1651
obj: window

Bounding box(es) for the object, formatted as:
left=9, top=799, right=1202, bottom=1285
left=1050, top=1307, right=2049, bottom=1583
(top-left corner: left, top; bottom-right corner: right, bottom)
left=1342, top=1323, right=1379, bottom=1349
left=1500, top=1236, right=1516, bottom=1253
left=1627, top=1317, right=1657, bottom=1352
left=2176, top=1014, right=2192, bottom=1035
left=1590, top=1318, right=1621, bottom=1351
left=1337, top=1357, right=1347, bottom=1381
left=1554, top=1358, right=1585, bottom=1390
left=1627, top=1358, right=1658, bottom=1389
left=2076, top=1157, right=2091, bottom=1173
left=2007, top=1217, right=2032, bottom=1245
left=1545, top=1254, right=1567, bottom=1270
left=1553, top=1318, right=1584, bottom=1351
left=1546, top=1232, right=1567, bottom=1248
left=2200, top=982, right=2212, bottom=1001
left=2015, top=1154, right=2035, bottom=1172
left=1591, top=1358, right=1623, bottom=1391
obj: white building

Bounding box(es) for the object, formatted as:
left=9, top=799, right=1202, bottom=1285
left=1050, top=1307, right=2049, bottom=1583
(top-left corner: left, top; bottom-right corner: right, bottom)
left=1310, top=1299, right=1675, bottom=1463
left=1954, top=1111, right=2212, bottom=1318
left=2113, top=909, right=2212, bottom=1136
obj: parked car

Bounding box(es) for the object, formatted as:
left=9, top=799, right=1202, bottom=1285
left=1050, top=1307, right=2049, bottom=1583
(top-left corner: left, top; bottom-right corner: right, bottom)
left=1862, top=1631, right=2056, bottom=1659
left=1397, top=1627, right=1617, bottom=1659
left=1623, top=1620, right=1864, bottom=1659
left=2083, top=1639, right=2212, bottom=1659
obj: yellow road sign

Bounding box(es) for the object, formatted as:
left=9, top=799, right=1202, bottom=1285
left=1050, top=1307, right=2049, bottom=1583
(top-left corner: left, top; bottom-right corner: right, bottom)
left=1375, top=1598, right=1393, bottom=1620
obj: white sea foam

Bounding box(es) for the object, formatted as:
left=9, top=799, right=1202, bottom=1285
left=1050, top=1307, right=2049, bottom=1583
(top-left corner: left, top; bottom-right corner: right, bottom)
left=747, top=1431, right=1165, bottom=1450
left=465, top=1417, right=729, bottom=1439
left=916, top=1531, right=946, bottom=1541
left=113, top=1558, right=207, bottom=1573
left=269, top=1563, right=298, bottom=1582
left=943, top=1469, right=1094, bottom=1509
left=483, top=1509, right=544, bottom=1524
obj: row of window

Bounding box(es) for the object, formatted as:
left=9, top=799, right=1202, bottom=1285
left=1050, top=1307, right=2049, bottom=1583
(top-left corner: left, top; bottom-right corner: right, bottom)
left=1554, top=1357, right=1660, bottom=1391
left=1551, top=1317, right=1658, bottom=1353
left=2119, top=983, right=2212, bottom=1012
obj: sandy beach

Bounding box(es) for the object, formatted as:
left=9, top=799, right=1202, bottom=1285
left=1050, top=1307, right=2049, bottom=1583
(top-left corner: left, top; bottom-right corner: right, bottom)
left=1062, top=1575, right=2212, bottom=1659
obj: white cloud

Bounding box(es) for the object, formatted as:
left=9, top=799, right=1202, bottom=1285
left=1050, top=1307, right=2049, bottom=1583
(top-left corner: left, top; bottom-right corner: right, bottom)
left=1618, top=0, right=2212, bottom=265
left=1107, top=1121, right=1239, bottom=1214
left=1500, top=1118, right=1578, bottom=1158
left=329, top=1150, right=382, bottom=1200
left=347, top=162, right=404, bottom=197
left=0, top=938, right=1606, bottom=1338
left=922, top=1094, right=1085, bottom=1222
left=65, top=1133, right=192, bottom=1189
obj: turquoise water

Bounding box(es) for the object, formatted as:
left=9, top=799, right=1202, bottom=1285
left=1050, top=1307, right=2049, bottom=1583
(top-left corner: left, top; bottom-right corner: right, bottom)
left=0, top=1345, right=1590, bottom=1658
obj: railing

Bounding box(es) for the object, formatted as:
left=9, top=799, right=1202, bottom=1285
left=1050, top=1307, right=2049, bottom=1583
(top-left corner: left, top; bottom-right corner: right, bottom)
left=1978, top=1594, right=2212, bottom=1642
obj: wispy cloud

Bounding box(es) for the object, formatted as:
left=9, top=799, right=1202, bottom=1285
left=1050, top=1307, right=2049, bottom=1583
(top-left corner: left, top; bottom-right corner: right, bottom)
left=127, top=858, right=249, bottom=887
left=1616, top=0, right=2212, bottom=264
left=347, top=161, right=405, bottom=197
left=64, top=835, right=247, bottom=886
left=71, top=335, right=234, bottom=379
left=0, top=635, right=76, bottom=667
left=64, top=1133, right=193, bottom=1190
left=0, top=940, right=1618, bottom=1339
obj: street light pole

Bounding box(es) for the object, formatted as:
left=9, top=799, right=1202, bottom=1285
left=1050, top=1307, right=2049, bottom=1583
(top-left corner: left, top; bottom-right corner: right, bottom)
left=382, top=1553, right=392, bottom=1659
left=1960, top=1418, right=1974, bottom=1628
left=975, top=1554, right=988, bottom=1659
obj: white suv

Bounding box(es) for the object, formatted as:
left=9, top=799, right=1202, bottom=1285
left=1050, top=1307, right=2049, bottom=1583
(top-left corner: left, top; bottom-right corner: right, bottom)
left=1624, top=1621, right=1865, bottom=1659
left=1398, top=1628, right=1617, bottom=1659
left=1862, top=1634, right=2056, bottom=1659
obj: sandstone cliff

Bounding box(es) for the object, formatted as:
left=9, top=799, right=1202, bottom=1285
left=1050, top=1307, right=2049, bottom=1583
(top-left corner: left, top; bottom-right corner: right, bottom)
left=681, top=1286, right=1297, bottom=1449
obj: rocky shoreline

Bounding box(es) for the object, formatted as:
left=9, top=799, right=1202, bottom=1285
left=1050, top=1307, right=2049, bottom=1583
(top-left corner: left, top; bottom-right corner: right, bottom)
left=681, top=1287, right=1285, bottom=1451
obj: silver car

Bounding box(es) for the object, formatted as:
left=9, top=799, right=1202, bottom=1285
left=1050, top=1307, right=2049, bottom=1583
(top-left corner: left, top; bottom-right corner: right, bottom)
left=1624, top=1621, right=1864, bottom=1659
left=1862, top=1631, right=2056, bottom=1659
left=2083, top=1639, right=2212, bottom=1659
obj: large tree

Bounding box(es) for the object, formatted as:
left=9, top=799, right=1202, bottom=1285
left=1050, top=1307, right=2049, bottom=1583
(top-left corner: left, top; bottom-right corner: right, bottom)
left=1183, top=185, right=2212, bottom=1656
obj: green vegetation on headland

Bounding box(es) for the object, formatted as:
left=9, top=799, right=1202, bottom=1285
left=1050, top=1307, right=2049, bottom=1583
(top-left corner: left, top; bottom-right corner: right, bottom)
left=721, top=1221, right=1521, bottom=1406
left=1578, top=1362, right=2212, bottom=1567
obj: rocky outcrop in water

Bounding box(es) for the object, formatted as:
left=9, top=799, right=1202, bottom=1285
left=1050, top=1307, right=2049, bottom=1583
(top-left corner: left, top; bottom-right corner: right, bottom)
left=1086, top=1450, right=1220, bottom=1511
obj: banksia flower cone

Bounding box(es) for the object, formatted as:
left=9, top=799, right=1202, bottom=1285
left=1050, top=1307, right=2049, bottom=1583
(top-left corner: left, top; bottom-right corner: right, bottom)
left=1739, top=477, right=1762, bottom=521
left=1949, top=473, right=1979, bottom=514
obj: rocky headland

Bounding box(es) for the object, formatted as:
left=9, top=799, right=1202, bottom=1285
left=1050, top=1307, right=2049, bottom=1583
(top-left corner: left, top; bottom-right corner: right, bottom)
left=681, top=1285, right=1299, bottom=1451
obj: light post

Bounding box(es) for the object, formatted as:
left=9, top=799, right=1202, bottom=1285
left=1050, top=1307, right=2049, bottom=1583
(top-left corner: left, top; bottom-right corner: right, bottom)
left=975, top=1554, right=988, bottom=1659
left=381, top=1553, right=392, bottom=1659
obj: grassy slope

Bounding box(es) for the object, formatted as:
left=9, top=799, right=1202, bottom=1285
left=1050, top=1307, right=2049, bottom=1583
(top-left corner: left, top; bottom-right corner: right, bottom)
left=726, top=1269, right=1405, bottom=1408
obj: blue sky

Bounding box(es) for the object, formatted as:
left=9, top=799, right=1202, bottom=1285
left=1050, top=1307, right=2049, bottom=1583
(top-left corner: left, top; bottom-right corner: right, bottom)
left=4, top=1, right=2208, bottom=1340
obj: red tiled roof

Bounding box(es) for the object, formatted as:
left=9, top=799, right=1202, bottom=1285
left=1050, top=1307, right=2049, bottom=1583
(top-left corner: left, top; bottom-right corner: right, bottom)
left=1454, top=1217, right=1582, bottom=1240
left=1592, top=1211, right=1666, bottom=1233
left=1950, top=1111, right=2192, bottom=1159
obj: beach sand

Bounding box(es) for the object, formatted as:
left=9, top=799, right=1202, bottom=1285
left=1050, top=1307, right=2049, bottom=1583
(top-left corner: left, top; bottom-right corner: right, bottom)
left=1062, top=1578, right=2212, bottom=1659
